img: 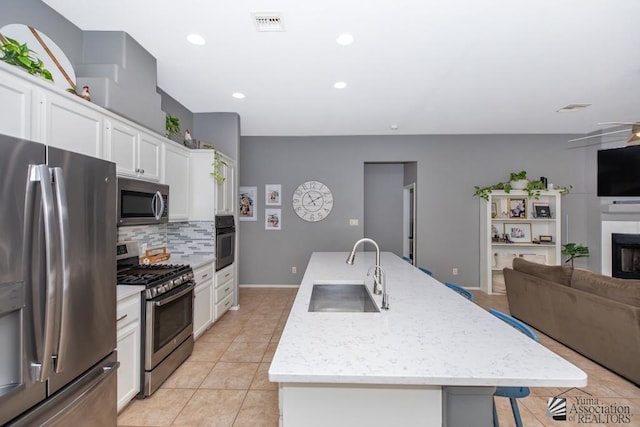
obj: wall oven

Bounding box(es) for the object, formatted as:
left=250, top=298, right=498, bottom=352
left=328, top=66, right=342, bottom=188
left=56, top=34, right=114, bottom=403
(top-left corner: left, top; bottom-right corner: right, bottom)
left=215, top=215, right=236, bottom=271
left=117, top=177, right=169, bottom=226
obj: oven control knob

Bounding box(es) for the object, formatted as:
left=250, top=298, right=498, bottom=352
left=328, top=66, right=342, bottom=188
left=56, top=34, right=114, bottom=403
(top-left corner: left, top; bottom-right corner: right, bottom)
left=149, top=288, right=156, bottom=298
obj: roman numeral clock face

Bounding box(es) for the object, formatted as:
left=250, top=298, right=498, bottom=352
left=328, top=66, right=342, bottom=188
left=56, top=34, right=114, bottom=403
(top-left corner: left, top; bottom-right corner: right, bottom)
left=292, top=181, right=333, bottom=222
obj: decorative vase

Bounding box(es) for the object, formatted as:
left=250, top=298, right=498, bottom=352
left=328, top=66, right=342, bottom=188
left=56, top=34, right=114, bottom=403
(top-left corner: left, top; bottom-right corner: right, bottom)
left=510, top=179, right=528, bottom=190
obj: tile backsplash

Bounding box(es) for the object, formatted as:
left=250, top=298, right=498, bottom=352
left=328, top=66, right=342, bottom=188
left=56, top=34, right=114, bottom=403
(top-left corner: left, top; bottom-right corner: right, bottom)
left=117, top=221, right=214, bottom=256
left=168, top=222, right=215, bottom=256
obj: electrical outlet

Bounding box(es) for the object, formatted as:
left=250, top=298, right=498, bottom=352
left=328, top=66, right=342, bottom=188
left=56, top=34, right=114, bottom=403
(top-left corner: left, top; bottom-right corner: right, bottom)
left=291, top=266, right=297, bottom=274
left=349, top=218, right=359, bottom=226
left=452, top=267, right=458, bottom=275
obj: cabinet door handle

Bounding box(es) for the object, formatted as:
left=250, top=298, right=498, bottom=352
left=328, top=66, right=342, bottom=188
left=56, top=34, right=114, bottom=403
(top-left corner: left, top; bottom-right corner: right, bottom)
left=201, top=273, right=209, bottom=279
left=224, top=287, right=230, bottom=292
left=224, top=273, right=231, bottom=278
left=116, top=314, right=128, bottom=322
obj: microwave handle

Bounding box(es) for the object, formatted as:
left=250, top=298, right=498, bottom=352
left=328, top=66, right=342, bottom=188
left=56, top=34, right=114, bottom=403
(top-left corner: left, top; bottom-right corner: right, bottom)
left=153, top=190, right=164, bottom=220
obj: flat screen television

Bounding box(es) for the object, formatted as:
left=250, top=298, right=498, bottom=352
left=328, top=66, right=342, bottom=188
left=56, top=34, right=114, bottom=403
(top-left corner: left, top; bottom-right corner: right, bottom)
left=597, top=145, right=640, bottom=197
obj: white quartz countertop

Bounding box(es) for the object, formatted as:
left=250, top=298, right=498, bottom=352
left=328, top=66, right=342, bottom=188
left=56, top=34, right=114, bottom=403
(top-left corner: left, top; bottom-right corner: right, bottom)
left=269, top=252, right=587, bottom=387
left=157, top=255, right=214, bottom=269
left=117, top=285, right=145, bottom=301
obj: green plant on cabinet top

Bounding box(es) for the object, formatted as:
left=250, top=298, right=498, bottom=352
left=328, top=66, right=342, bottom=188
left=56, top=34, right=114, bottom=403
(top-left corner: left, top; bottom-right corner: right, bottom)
left=0, top=36, right=53, bottom=82
left=210, top=148, right=226, bottom=184
left=473, top=170, right=572, bottom=200
left=165, top=114, right=181, bottom=140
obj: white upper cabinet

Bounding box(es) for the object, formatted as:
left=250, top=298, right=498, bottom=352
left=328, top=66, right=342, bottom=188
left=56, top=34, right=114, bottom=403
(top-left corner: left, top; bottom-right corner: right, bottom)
left=215, top=155, right=235, bottom=215
left=189, top=150, right=217, bottom=221
left=0, top=69, right=36, bottom=140
left=162, top=142, right=190, bottom=221
left=104, top=118, right=162, bottom=182
left=138, top=130, right=162, bottom=181
left=41, top=90, right=103, bottom=158
left=105, top=118, right=137, bottom=173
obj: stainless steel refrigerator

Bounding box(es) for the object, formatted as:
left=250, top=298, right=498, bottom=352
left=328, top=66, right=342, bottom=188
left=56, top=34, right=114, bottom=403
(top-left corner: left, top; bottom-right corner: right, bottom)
left=0, top=134, right=118, bottom=426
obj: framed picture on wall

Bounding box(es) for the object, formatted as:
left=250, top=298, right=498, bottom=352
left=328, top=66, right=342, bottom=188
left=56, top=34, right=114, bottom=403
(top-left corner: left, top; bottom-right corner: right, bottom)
left=265, top=208, right=281, bottom=230
left=265, top=184, right=281, bottom=206
left=239, top=186, right=257, bottom=221
left=504, top=223, right=532, bottom=243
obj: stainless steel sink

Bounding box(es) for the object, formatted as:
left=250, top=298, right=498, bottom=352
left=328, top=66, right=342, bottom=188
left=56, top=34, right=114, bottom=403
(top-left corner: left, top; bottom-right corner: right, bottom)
left=308, top=283, right=380, bottom=313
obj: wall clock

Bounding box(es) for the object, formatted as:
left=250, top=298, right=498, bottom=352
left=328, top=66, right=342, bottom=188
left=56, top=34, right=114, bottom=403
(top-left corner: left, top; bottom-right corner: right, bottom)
left=292, top=180, right=333, bottom=222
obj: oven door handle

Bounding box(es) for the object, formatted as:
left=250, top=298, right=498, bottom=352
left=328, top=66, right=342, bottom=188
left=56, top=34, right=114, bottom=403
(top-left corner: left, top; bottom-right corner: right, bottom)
left=153, top=283, right=195, bottom=307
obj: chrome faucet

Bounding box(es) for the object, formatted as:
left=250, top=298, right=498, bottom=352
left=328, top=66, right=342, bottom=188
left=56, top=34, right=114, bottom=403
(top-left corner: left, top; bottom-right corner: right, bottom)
left=367, top=265, right=389, bottom=310
left=346, top=238, right=382, bottom=294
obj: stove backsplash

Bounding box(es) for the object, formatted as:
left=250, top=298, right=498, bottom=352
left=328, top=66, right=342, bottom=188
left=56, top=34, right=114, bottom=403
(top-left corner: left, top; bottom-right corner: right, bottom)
left=117, top=221, right=214, bottom=257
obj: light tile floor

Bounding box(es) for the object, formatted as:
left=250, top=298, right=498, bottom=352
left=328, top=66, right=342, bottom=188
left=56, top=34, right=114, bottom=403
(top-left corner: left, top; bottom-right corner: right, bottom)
left=118, top=287, right=640, bottom=427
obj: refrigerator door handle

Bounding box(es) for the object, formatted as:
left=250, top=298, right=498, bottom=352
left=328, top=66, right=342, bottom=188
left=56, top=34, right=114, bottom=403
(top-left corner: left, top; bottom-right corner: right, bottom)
left=26, top=164, right=57, bottom=382
left=52, top=167, right=71, bottom=373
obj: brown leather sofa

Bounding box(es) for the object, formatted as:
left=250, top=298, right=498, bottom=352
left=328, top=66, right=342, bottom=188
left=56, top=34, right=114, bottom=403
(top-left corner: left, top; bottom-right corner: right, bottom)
left=504, top=258, right=640, bottom=386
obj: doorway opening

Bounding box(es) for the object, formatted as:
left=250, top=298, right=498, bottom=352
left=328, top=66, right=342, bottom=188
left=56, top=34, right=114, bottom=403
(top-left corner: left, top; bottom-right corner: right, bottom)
left=363, top=162, right=417, bottom=261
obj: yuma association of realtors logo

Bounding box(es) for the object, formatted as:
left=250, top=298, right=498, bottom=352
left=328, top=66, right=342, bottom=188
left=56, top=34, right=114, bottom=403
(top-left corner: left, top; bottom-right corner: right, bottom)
left=546, top=396, right=567, bottom=420
left=547, top=390, right=633, bottom=424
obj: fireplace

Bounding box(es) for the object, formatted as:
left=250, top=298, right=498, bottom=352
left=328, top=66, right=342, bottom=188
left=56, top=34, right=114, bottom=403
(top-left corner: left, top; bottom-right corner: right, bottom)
left=611, top=233, right=640, bottom=279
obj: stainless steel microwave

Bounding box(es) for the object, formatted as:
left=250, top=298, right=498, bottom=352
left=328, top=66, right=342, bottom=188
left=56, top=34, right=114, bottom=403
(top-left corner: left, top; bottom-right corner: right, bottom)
left=117, top=177, right=169, bottom=226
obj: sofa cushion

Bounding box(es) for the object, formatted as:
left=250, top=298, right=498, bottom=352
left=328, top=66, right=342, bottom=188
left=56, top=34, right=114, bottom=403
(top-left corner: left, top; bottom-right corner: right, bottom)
left=511, top=257, right=573, bottom=286
left=571, top=269, right=640, bottom=307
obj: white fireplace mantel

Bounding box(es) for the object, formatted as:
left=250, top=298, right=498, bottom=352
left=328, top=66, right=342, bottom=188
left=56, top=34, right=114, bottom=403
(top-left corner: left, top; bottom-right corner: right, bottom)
left=601, top=220, right=640, bottom=276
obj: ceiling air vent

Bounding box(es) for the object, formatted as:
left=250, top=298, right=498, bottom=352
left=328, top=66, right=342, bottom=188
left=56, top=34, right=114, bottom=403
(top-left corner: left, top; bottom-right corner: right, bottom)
left=252, top=12, right=285, bottom=32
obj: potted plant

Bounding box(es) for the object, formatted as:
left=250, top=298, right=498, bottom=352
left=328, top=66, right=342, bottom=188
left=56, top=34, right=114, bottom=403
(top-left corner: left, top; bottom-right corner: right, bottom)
left=0, top=36, right=53, bottom=82
left=561, top=243, right=589, bottom=268
left=165, top=114, right=181, bottom=140
left=509, top=170, right=529, bottom=190
left=473, top=171, right=571, bottom=200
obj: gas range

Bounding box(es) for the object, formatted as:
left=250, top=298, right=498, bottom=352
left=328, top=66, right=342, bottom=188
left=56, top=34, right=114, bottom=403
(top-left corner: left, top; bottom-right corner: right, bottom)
left=116, top=241, right=194, bottom=299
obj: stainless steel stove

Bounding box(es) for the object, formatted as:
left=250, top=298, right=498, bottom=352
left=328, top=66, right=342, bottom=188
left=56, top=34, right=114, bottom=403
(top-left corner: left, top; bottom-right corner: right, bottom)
left=116, top=241, right=195, bottom=397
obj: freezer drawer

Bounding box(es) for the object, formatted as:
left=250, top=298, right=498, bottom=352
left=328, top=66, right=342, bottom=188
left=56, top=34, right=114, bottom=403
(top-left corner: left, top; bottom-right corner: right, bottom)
left=7, top=352, right=118, bottom=427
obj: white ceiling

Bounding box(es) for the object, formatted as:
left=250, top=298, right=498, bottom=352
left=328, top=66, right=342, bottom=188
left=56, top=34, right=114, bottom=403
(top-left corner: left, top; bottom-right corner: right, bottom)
left=42, top=0, right=640, bottom=137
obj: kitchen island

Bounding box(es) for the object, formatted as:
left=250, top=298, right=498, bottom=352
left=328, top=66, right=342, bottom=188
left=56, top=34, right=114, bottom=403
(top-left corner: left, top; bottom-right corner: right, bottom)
left=269, top=252, right=587, bottom=427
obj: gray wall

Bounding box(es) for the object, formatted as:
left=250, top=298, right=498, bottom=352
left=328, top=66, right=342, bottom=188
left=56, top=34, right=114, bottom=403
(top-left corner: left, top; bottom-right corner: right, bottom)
left=364, top=163, right=405, bottom=256
left=239, top=134, right=588, bottom=286
left=4, top=0, right=170, bottom=134
left=194, top=113, right=241, bottom=160
left=1, top=0, right=84, bottom=66
left=159, top=87, right=195, bottom=143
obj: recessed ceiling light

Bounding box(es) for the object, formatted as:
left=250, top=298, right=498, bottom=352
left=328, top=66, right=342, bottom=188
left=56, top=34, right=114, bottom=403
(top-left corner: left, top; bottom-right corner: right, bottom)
left=336, top=33, right=354, bottom=45
left=232, top=92, right=245, bottom=99
left=334, top=81, right=347, bottom=89
left=187, top=34, right=206, bottom=46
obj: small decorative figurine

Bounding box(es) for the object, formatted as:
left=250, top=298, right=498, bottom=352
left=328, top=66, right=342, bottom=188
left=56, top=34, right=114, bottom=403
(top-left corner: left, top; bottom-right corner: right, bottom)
left=80, top=85, right=91, bottom=101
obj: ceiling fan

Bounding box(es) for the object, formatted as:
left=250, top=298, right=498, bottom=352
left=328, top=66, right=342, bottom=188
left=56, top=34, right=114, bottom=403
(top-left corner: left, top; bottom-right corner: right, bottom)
left=568, top=121, right=640, bottom=144
left=598, top=122, right=640, bottom=144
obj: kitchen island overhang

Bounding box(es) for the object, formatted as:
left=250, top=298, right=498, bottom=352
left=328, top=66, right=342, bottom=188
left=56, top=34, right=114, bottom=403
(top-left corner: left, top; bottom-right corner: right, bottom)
left=269, top=252, right=587, bottom=426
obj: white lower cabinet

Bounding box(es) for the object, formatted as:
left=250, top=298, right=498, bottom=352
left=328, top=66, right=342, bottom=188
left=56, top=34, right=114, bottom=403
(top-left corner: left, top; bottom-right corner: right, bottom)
left=193, top=262, right=214, bottom=339
left=214, top=264, right=235, bottom=321
left=116, top=291, right=142, bottom=413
